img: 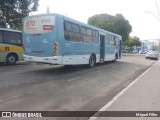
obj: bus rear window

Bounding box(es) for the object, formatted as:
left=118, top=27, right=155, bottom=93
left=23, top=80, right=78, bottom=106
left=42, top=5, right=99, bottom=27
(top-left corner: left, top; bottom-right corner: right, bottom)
left=24, top=16, right=55, bottom=34
left=4, top=32, right=22, bottom=45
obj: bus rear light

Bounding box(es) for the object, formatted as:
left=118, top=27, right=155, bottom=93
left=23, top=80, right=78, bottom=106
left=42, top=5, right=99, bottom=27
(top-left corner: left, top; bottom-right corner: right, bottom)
left=53, top=42, right=59, bottom=56
left=53, top=43, right=58, bottom=47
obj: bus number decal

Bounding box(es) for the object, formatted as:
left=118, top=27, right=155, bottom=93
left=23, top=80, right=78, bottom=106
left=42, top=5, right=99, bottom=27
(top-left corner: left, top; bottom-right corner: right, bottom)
left=26, top=20, right=35, bottom=26
left=5, top=47, right=9, bottom=51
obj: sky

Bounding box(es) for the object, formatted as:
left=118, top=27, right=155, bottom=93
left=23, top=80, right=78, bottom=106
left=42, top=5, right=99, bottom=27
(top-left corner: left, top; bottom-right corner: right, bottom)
left=33, top=0, right=160, bottom=40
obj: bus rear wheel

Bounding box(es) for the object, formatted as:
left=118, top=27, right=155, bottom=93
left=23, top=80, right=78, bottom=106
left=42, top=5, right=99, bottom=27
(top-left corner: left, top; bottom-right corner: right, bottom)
left=88, top=55, right=96, bottom=68
left=6, top=54, right=16, bottom=65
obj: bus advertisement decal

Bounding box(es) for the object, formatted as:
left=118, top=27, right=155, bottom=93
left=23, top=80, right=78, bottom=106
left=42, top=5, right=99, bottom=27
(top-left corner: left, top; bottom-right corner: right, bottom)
left=43, top=25, right=54, bottom=30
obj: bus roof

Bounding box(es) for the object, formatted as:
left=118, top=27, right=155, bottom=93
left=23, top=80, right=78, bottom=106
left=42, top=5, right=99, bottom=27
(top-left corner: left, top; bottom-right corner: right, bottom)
left=0, top=28, right=22, bottom=33
left=23, top=13, right=122, bottom=39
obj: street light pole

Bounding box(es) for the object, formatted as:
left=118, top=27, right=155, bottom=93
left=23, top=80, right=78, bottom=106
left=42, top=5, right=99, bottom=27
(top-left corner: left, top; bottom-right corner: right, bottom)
left=145, top=0, right=160, bottom=52
left=145, top=11, right=160, bottom=52
left=155, top=0, right=160, bottom=17
left=145, top=11, right=160, bottom=21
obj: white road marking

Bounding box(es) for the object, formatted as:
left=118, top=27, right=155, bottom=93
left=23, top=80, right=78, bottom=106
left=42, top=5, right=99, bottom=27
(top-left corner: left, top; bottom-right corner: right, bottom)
left=89, top=61, right=159, bottom=120
left=0, top=91, right=34, bottom=103
left=67, top=77, right=81, bottom=82
left=25, top=91, right=32, bottom=94
left=7, top=95, right=22, bottom=100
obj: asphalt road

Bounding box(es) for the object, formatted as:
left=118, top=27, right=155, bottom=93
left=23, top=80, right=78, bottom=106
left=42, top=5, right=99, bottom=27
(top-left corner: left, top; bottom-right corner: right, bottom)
left=0, top=55, right=156, bottom=119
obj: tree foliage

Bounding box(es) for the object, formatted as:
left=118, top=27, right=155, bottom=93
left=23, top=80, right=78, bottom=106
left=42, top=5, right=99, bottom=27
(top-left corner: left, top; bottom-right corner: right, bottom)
left=125, top=36, right=141, bottom=48
left=88, top=14, right=132, bottom=44
left=0, top=0, right=39, bottom=29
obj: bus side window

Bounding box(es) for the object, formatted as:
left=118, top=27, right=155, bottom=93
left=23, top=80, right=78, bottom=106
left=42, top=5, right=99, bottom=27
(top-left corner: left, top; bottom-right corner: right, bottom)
left=0, top=31, right=3, bottom=43
left=108, top=35, right=112, bottom=45
left=72, top=24, right=80, bottom=33
left=110, top=36, right=115, bottom=45
left=64, top=22, right=72, bottom=40
left=115, top=37, right=119, bottom=47
left=86, top=28, right=92, bottom=43
left=93, top=30, right=99, bottom=44
left=64, top=22, right=72, bottom=31
left=81, top=27, right=93, bottom=43
left=71, top=24, right=81, bottom=42
left=64, top=21, right=81, bottom=42
left=105, top=34, right=109, bottom=45
left=81, top=26, right=86, bottom=34
left=81, top=26, right=87, bottom=42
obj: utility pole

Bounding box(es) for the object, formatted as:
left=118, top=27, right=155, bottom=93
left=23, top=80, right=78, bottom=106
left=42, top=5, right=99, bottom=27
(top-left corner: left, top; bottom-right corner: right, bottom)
left=155, top=0, right=160, bottom=17
left=155, top=0, right=160, bottom=52
left=145, top=0, right=160, bottom=52
left=47, top=6, right=50, bottom=13
left=145, top=11, right=160, bottom=21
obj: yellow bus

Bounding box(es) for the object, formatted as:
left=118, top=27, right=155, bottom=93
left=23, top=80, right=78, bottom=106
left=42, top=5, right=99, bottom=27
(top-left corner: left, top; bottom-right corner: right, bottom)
left=0, top=28, right=24, bottom=65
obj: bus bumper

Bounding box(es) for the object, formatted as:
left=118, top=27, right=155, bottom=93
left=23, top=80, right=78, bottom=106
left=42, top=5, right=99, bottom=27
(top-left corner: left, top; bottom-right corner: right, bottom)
left=23, top=54, right=62, bottom=64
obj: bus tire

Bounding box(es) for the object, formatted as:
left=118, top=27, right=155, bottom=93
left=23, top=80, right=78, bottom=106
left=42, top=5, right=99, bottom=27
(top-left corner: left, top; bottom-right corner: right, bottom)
left=6, top=54, right=16, bottom=65
left=88, top=55, right=96, bottom=68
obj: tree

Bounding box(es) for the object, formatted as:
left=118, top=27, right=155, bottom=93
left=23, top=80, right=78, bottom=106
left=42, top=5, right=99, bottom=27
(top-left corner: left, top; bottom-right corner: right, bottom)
left=88, top=14, right=132, bottom=44
left=125, top=36, right=141, bottom=49
left=0, top=0, right=39, bottom=30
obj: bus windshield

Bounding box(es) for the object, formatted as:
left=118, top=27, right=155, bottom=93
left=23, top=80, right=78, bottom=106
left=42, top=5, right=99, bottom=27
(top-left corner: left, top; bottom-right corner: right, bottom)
left=23, top=15, right=55, bottom=34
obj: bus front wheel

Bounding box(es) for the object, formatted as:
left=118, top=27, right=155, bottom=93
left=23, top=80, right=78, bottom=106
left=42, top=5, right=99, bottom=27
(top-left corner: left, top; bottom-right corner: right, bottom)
left=6, top=54, right=16, bottom=65
left=88, top=55, right=96, bottom=68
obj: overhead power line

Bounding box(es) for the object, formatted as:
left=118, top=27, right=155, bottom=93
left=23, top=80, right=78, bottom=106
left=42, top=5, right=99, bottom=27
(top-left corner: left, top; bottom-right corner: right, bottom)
left=155, top=0, right=160, bottom=17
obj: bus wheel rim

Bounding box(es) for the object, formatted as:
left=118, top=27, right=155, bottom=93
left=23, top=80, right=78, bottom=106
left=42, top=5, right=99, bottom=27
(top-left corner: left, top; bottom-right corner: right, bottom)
left=8, top=56, right=16, bottom=63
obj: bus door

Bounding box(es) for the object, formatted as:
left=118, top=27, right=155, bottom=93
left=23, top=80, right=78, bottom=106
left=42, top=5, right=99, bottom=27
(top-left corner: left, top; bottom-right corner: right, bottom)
left=119, top=40, right=122, bottom=58
left=100, top=35, right=105, bottom=62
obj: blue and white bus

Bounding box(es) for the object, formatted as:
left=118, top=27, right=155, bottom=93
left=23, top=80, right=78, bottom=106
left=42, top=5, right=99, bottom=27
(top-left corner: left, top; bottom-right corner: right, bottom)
left=23, top=13, right=122, bottom=67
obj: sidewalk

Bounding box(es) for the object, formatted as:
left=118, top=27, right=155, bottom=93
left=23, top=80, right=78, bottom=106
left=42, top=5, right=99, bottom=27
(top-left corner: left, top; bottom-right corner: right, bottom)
left=90, top=60, right=160, bottom=120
